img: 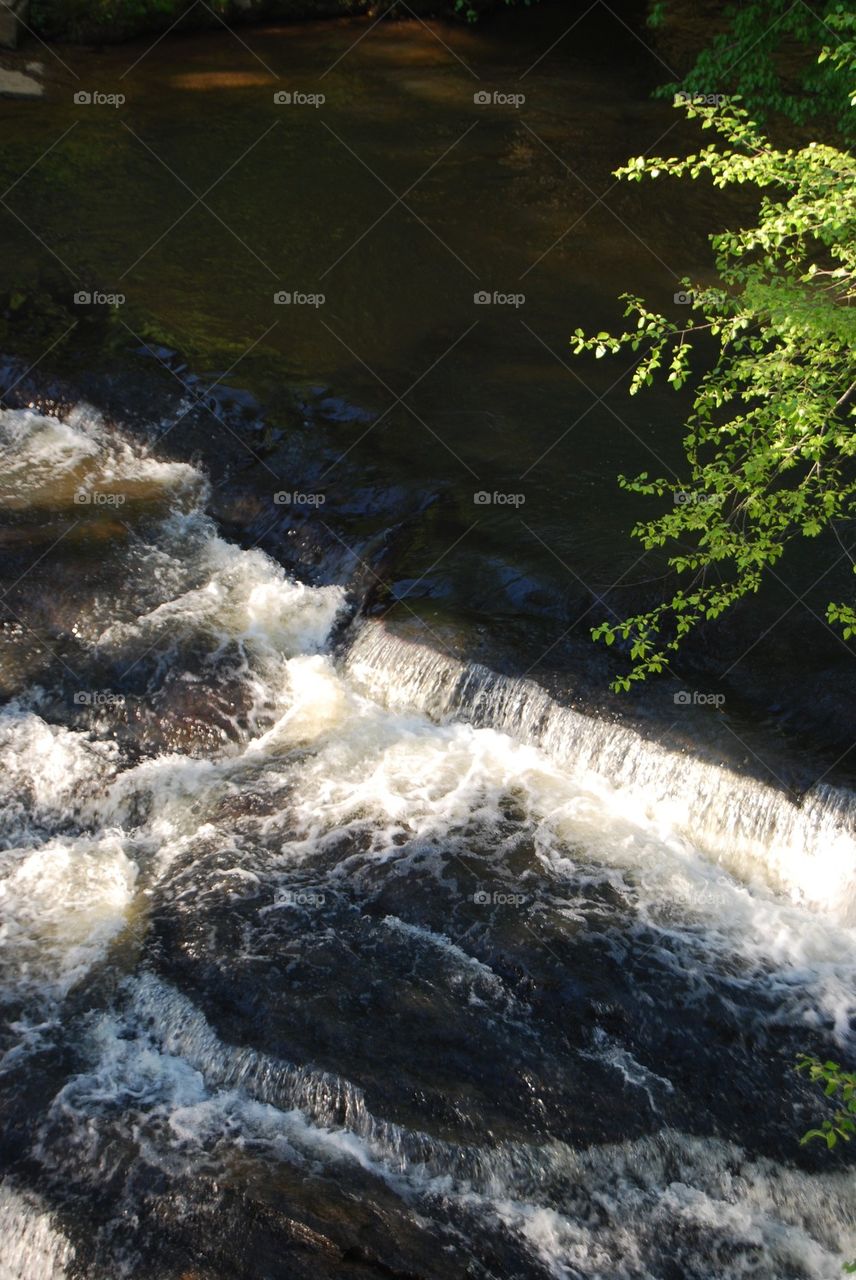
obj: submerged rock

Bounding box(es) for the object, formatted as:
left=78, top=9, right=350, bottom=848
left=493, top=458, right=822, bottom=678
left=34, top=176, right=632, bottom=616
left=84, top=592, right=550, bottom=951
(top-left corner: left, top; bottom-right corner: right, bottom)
left=0, top=68, right=42, bottom=98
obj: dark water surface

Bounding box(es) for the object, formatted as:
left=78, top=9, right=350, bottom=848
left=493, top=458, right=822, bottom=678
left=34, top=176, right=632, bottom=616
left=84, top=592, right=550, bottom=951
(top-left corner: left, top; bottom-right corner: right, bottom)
left=0, top=4, right=738, bottom=601
left=0, top=5, right=855, bottom=1278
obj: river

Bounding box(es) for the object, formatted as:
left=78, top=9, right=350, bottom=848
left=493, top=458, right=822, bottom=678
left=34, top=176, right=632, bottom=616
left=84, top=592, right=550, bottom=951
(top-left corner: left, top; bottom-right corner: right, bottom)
left=0, top=5, right=854, bottom=1278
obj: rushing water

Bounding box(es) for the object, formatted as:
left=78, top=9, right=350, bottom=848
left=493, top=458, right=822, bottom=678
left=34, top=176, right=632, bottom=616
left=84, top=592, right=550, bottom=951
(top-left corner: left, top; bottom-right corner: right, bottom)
left=0, top=403, right=854, bottom=1278
left=1, top=4, right=855, bottom=1275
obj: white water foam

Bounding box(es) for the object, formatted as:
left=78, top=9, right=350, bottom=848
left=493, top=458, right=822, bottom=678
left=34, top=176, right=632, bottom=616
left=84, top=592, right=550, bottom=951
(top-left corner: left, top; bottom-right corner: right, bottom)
left=0, top=833, right=136, bottom=1007
left=0, top=1183, right=75, bottom=1280
left=0, top=405, right=199, bottom=511
left=55, top=633, right=851, bottom=1046
left=97, top=514, right=344, bottom=663
left=0, top=710, right=118, bottom=847
left=40, top=975, right=856, bottom=1280
left=345, top=624, right=856, bottom=923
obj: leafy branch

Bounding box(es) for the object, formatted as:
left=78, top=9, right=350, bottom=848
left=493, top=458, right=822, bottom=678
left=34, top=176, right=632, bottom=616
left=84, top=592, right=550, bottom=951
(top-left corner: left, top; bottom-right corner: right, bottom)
left=651, top=0, right=856, bottom=138
left=571, top=28, right=856, bottom=691
left=797, top=1054, right=856, bottom=1149
left=796, top=1054, right=856, bottom=1273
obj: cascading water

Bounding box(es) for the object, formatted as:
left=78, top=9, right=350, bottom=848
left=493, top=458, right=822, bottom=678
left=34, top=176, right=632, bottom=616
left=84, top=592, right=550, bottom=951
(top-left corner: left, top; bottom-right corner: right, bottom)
left=345, top=626, right=856, bottom=923
left=1, top=405, right=854, bottom=1279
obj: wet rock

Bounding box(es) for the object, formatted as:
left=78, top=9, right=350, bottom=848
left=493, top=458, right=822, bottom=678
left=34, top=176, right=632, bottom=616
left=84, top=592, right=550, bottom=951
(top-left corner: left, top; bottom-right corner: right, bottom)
left=118, top=683, right=247, bottom=757
left=203, top=384, right=260, bottom=416
left=134, top=343, right=178, bottom=364
left=315, top=395, right=375, bottom=425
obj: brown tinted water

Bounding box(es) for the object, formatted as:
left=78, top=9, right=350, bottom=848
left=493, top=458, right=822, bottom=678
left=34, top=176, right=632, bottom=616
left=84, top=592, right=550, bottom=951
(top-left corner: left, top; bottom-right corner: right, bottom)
left=0, top=3, right=733, bottom=586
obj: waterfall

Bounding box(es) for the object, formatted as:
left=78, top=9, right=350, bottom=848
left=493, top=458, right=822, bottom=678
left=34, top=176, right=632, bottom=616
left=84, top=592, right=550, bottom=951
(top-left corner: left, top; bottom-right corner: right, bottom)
left=345, top=623, right=856, bottom=922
